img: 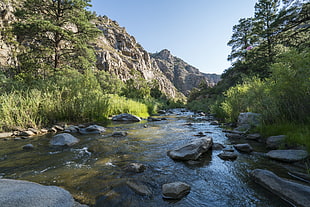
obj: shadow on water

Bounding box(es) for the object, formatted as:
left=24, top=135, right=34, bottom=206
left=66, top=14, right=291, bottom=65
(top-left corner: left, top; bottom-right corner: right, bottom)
left=0, top=109, right=295, bottom=206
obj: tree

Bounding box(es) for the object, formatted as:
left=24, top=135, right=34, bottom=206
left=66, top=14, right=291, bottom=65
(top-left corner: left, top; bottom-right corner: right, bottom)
left=13, top=0, right=100, bottom=77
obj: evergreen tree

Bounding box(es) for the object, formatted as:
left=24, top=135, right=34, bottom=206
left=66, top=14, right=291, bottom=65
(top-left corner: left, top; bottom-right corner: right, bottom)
left=13, top=0, right=100, bottom=77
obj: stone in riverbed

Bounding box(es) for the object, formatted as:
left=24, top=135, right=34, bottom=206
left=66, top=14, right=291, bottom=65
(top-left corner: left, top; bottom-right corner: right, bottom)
left=112, top=113, right=141, bottom=122
left=0, top=179, right=86, bottom=207
left=162, top=182, right=191, bottom=199
left=266, top=135, right=286, bottom=150
left=266, top=150, right=308, bottom=162
left=125, top=163, right=146, bottom=173
left=79, top=125, right=105, bottom=134
left=22, top=144, right=34, bottom=150
left=50, top=133, right=79, bottom=147
left=234, top=143, right=253, bottom=153
left=251, top=169, right=310, bottom=207
left=126, top=181, right=152, bottom=196
left=218, top=151, right=238, bottom=161
left=167, top=137, right=213, bottom=161
left=112, top=131, right=128, bottom=137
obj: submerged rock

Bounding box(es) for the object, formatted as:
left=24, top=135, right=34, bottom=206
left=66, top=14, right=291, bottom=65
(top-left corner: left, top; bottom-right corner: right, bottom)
left=112, top=131, right=128, bottom=137
left=126, top=181, right=152, bottom=196
left=251, top=169, right=310, bottom=207
left=112, top=113, right=141, bottom=122
left=22, top=144, right=34, bottom=150
left=50, top=133, right=79, bottom=147
left=162, top=182, right=191, bottom=199
left=125, top=163, right=146, bottom=173
left=167, top=137, right=213, bottom=161
left=0, top=179, right=86, bottom=207
left=266, top=150, right=308, bottom=163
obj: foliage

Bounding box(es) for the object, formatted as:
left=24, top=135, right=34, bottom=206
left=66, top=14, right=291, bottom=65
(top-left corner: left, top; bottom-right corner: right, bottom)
left=13, top=0, right=100, bottom=76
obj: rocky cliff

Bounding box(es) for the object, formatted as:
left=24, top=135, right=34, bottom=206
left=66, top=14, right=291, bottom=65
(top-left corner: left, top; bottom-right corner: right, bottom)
left=151, top=49, right=221, bottom=96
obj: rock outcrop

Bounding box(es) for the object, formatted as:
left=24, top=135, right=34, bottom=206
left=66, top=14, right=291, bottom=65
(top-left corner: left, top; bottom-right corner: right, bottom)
left=151, top=49, right=221, bottom=95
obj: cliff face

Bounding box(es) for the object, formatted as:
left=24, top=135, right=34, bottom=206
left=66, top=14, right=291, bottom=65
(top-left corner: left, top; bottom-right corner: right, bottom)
left=151, top=49, right=221, bottom=96
left=93, top=16, right=184, bottom=99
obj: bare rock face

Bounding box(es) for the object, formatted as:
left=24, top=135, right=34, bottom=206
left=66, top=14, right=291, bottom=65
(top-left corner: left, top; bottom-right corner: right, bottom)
left=167, top=137, right=213, bottom=161
left=251, top=169, right=310, bottom=207
left=151, top=49, right=221, bottom=96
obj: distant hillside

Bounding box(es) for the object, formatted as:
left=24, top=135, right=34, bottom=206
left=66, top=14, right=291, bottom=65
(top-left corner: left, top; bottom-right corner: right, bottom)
left=151, top=49, right=221, bottom=95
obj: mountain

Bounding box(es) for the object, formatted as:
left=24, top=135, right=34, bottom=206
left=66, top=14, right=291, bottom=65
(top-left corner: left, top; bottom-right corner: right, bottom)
left=151, top=49, right=221, bottom=95
left=0, top=1, right=220, bottom=99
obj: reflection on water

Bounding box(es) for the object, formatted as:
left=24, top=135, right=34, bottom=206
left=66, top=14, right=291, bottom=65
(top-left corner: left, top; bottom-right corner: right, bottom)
left=0, top=109, right=292, bottom=206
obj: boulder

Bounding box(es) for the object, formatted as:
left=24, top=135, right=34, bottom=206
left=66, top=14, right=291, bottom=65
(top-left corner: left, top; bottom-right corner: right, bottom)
left=236, top=112, right=261, bottom=132
left=212, top=143, right=225, bottom=150
left=125, top=163, right=146, bottom=173
left=167, top=137, right=213, bottom=161
left=218, top=152, right=238, bottom=161
left=126, top=181, right=152, bottom=196
left=0, top=179, right=86, bottom=207
left=266, top=135, right=286, bottom=150
left=112, top=113, right=141, bottom=122
left=234, top=143, right=253, bottom=153
left=79, top=125, right=105, bottom=135
left=157, top=110, right=166, bottom=114
left=251, top=169, right=310, bottom=207
left=266, top=150, right=308, bottom=162
left=50, top=133, right=79, bottom=147
left=162, top=182, right=191, bottom=199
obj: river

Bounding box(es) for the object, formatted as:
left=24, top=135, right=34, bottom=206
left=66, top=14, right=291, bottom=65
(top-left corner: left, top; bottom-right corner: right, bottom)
left=0, top=109, right=292, bottom=206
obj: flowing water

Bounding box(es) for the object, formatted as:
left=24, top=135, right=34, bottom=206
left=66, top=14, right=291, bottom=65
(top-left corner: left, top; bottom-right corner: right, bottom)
left=0, top=109, right=298, bottom=206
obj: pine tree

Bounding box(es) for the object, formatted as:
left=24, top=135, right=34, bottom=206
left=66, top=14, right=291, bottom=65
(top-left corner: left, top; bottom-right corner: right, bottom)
left=13, top=0, right=100, bottom=77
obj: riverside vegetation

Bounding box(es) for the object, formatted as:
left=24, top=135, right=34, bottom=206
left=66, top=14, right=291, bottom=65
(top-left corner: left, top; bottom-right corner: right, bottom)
left=188, top=0, right=310, bottom=151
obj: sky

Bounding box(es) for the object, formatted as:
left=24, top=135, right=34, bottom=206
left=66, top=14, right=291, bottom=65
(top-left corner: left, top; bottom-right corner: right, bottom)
left=89, top=0, right=258, bottom=74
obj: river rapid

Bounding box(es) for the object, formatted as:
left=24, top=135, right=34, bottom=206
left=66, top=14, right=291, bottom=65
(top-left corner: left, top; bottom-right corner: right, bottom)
left=0, top=109, right=292, bottom=206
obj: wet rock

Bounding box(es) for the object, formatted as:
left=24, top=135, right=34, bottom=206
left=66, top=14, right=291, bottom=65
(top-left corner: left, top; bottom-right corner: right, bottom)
left=53, top=125, right=64, bottom=131
left=234, top=143, right=253, bottom=153
left=194, top=132, right=206, bottom=137
left=288, top=171, right=310, bottom=183
left=50, top=133, right=79, bottom=147
left=212, top=143, right=225, bottom=150
left=79, top=125, right=105, bottom=134
left=246, top=133, right=261, bottom=141
left=266, top=150, right=308, bottom=163
left=210, top=121, right=219, bottom=125
left=0, top=132, right=13, bottom=138
left=40, top=128, right=48, bottom=134
left=48, top=127, right=57, bottom=133
left=167, top=137, right=213, bottom=161
left=64, top=125, right=79, bottom=133
left=112, top=131, right=128, bottom=137
left=125, top=163, right=146, bottom=173
left=218, top=152, right=238, bottom=161
left=0, top=179, right=83, bottom=207
left=225, top=133, right=244, bottom=139
left=162, top=182, right=191, bottom=199
left=18, top=130, right=35, bottom=137
left=14, top=137, right=21, bottom=141
left=147, top=117, right=161, bottom=121
left=266, top=135, right=286, bottom=150
left=22, top=144, right=34, bottom=150
left=112, top=113, right=141, bottom=122
left=251, top=169, right=310, bottom=207
left=27, top=128, right=39, bottom=135
left=126, top=181, right=152, bottom=196
left=158, top=110, right=166, bottom=114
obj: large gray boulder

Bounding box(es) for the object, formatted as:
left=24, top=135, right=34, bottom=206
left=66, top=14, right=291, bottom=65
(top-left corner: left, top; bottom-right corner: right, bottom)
left=167, top=137, right=213, bottom=161
left=266, top=135, right=286, bottom=149
left=251, top=169, right=310, bottom=207
left=162, top=182, right=191, bottom=199
left=266, top=150, right=308, bottom=163
left=112, top=113, right=141, bottom=122
left=0, top=179, right=86, bottom=207
left=235, top=112, right=262, bottom=132
left=50, top=133, right=79, bottom=147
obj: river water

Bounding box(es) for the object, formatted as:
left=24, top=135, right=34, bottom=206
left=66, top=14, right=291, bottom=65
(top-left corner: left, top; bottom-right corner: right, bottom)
left=0, top=109, right=294, bottom=206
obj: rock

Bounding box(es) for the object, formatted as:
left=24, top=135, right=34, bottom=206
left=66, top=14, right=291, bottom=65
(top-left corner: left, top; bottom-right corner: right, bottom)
left=218, top=152, right=238, bottom=161
left=167, top=137, right=213, bottom=161
left=246, top=133, right=261, bottom=141
left=126, top=181, right=152, bottom=196
left=27, top=128, right=39, bottom=134
left=266, top=150, right=308, bottom=163
left=158, top=110, right=166, bottom=114
left=64, top=125, right=79, bottom=133
left=162, top=182, right=191, bottom=199
left=212, top=143, right=225, bottom=150
left=40, top=128, right=48, bottom=134
left=18, top=130, right=35, bottom=137
left=288, top=171, right=310, bottom=183
left=48, top=127, right=57, bottom=133
left=79, top=125, right=105, bottom=134
left=0, top=132, right=13, bottom=138
left=53, top=125, right=64, bottom=131
left=112, top=131, right=128, bottom=137
left=112, top=113, right=141, bottom=122
left=50, top=133, right=79, bottom=147
left=210, top=121, right=219, bottom=125
left=234, top=143, right=253, bottom=153
left=238, top=112, right=262, bottom=128
left=147, top=117, right=162, bottom=121
left=0, top=179, right=83, bottom=207
left=194, top=132, right=206, bottom=137
left=225, top=133, right=244, bottom=139
left=22, top=144, right=34, bottom=150
left=125, top=163, right=146, bottom=173
left=266, top=135, right=286, bottom=150
left=251, top=169, right=310, bottom=207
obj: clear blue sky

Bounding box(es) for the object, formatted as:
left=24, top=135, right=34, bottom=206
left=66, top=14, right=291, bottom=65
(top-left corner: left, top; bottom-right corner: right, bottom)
left=89, top=0, right=257, bottom=74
